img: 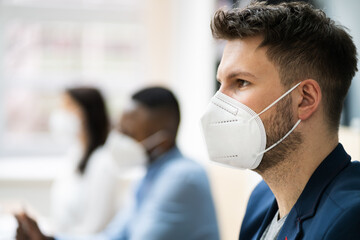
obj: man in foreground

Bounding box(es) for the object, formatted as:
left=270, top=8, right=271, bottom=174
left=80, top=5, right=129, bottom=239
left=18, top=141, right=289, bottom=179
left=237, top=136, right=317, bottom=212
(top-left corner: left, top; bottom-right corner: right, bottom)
left=201, top=1, right=360, bottom=239
left=17, top=87, right=220, bottom=240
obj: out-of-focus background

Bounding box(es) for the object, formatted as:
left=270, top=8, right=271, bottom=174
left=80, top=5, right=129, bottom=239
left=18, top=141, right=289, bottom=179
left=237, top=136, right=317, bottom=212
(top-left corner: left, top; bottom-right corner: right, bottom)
left=0, top=0, right=359, bottom=239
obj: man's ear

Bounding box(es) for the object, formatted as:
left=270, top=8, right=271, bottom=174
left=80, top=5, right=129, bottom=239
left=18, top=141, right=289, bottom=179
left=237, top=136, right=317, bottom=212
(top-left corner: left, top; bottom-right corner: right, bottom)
left=296, top=79, right=321, bottom=121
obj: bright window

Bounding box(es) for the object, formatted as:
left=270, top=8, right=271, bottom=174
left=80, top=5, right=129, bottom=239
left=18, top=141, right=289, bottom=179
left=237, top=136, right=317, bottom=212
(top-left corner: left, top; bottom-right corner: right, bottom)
left=0, top=1, right=146, bottom=157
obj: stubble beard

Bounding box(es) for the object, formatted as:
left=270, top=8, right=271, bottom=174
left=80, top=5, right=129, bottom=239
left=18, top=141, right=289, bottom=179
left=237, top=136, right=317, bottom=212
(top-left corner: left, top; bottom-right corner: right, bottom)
left=255, top=95, right=303, bottom=174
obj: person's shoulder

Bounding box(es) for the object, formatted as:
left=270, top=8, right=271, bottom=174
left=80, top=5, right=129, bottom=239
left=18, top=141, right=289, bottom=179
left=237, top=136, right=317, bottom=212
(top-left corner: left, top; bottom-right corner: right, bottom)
left=159, top=153, right=210, bottom=188
left=148, top=153, right=213, bottom=204
left=87, top=145, right=108, bottom=160
left=84, top=146, right=117, bottom=175
left=301, top=161, right=360, bottom=239
left=325, top=161, right=360, bottom=209
left=289, top=161, right=360, bottom=239
left=165, top=153, right=206, bottom=175
left=322, top=198, right=360, bottom=239
left=339, top=160, right=360, bottom=181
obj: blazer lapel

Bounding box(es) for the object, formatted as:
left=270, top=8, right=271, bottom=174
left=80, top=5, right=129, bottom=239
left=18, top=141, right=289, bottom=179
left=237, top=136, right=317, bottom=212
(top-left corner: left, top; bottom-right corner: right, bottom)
left=277, top=210, right=301, bottom=240
left=277, top=144, right=350, bottom=240
left=256, top=199, right=278, bottom=240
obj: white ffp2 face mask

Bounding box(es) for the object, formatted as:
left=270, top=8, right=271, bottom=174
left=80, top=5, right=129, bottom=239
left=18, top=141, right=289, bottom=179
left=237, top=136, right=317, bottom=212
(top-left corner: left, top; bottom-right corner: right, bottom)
left=106, top=131, right=147, bottom=170
left=200, top=82, right=302, bottom=169
left=105, top=130, right=168, bottom=170
left=49, top=109, right=82, bottom=143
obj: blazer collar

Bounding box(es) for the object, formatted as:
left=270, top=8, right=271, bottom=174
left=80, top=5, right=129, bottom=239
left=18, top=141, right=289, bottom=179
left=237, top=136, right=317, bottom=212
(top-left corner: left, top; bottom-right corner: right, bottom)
left=279, top=143, right=351, bottom=239
left=145, top=146, right=182, bottom=180
left=292, top=143, right=350, bottom=220
left=257, top=143, right=351, bottom=240
left=256, top=199, right=278, bottom=240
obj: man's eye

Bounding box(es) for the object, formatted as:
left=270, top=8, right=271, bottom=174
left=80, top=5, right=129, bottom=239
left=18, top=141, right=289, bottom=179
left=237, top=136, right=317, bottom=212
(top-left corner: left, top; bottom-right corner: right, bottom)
left=237, top=79, right=250, bottom=87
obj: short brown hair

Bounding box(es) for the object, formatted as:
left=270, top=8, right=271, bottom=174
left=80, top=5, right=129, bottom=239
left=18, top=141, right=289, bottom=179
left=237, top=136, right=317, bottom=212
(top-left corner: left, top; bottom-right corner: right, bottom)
left=211, top=1, right=358, bottom=130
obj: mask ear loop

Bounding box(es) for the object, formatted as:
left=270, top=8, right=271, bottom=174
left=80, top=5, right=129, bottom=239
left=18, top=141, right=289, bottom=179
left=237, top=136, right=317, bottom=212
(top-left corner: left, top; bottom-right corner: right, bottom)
left=249, top=82, right=302, bottom=122
left=140, top=130, right=168, bottom=151
left=245, top=81, right=302, bottom=157
left=256, top=119, right=301, bottom=157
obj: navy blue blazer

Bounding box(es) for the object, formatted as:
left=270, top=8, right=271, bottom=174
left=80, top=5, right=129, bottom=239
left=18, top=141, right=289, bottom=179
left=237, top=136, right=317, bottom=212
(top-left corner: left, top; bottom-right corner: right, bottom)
left=239, top=144, right=360, bottom=240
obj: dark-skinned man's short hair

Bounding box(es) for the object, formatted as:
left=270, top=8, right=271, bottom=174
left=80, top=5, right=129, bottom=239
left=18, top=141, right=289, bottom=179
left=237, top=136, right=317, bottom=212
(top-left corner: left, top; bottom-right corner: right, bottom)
left=132, top=86, right=180, bottom=135
left=211, top=1, right=358, bottom=131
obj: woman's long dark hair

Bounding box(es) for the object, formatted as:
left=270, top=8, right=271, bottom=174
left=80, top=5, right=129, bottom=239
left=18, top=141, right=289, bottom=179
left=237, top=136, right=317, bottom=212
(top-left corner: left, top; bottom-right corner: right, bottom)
left=66, top=87, right=110, bottom=174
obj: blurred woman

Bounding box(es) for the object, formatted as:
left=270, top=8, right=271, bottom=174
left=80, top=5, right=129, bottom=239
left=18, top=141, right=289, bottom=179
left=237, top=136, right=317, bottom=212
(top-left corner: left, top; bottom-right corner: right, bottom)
left=49, top=87, right=145, bottom=235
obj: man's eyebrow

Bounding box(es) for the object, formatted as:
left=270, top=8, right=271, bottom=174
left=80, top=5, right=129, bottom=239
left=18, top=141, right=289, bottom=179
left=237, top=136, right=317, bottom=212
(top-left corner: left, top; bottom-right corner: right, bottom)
left=217, top=70, right=257, bottom=82
left=228, top=71, right=257, bottom=79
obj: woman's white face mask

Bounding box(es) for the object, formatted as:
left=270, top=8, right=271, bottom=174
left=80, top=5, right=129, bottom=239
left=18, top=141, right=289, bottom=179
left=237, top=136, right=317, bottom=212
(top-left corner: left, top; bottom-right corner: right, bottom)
left=200, top=82, right=302, bottom=169
left=49, top=109, right=82, bottom=143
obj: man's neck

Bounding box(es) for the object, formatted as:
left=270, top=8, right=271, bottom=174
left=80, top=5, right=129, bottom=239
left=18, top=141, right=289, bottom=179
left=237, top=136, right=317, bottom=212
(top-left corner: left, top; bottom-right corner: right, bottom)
left=258, top=138, right=338, bottom=219
left=147, top=143, right=176, bottom=164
